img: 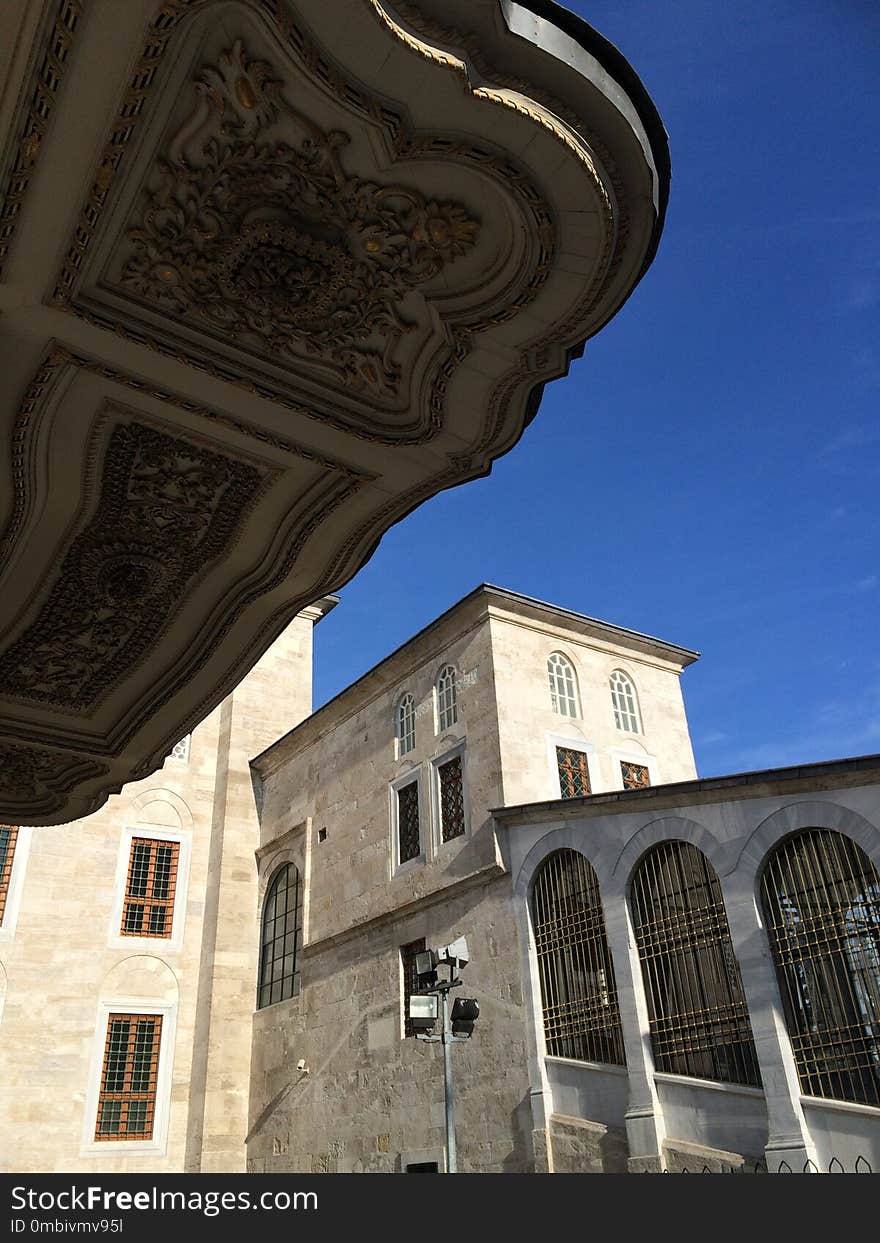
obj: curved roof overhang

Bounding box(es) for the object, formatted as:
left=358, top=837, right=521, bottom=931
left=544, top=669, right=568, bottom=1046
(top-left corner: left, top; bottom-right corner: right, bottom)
left=0, top=0, right=669, bottom=823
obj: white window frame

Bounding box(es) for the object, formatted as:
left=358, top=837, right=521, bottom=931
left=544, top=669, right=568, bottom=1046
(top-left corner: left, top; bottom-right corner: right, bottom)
left=0, top=824, right=32, bottom=943
left=395, top=693, right=416, bottom=758
left=609, top=669, right=642, bottom=734
left=547, top=652, right=580, bottom=718
left=80, top=1000, right=177, bottom=1158
left=545, top=732, right=600, bottom=799
left=434, top=665, right=458, bottom=734
left=431, top=741, right=469, bottom=852
left=107, top=827, right=191, bottom=953
left=390, top=770, right=424, bottom=875
left=610, top=746, right=658, bottom=791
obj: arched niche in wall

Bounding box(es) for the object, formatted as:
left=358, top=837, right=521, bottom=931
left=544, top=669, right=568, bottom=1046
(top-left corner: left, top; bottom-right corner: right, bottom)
left=127, top=788, right=194, bottom=834
left=99, top=955, right=179, bottom=1007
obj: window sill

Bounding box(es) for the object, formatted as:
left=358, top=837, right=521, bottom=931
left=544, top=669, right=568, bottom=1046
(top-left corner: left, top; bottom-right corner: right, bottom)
left=392, top=855, right=425, bottom=878
left=654, top=1071, right=766, bottom=1099
left=545, top=1055, right=628, bottom=1076
left=800, top=1094, right=880, bottom=1118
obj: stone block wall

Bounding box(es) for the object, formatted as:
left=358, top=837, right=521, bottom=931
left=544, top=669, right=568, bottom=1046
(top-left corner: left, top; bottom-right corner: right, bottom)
left=547, top=1114, right=629, bottom=1174
left=0, top=610, right=321, bottom=1172
left=247, top=876, right=534, bottom=1173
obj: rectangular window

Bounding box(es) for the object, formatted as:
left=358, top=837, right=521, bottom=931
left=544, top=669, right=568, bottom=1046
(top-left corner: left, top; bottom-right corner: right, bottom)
left=556, top=747, right=591, bottom=798
left=397, top=781, right=421, bottom=865
left=621, top=761, right=650, bottom=790
left=0, top=825, right=18, bottom=924
left=437, top=755, right=465, bottom=843
left=121, top=838, right=180, bottom=938
left=95, top=1014, right=162, bottom=1141
left=401, top=938, right=427, bottom=1038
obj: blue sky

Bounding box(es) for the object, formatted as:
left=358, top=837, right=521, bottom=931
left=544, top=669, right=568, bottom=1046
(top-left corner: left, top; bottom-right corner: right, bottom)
left=313, top=0, right=880, bottom=778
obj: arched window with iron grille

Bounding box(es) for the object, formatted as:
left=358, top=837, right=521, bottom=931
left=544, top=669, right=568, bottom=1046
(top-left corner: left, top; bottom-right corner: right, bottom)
left=760, top=828, right=880, bottom=1106
left=258, top=863, right=303, bottom=1009
left=530, top=849, right=625, bottom=1066
left=631, top=840, right=760, bottom=1086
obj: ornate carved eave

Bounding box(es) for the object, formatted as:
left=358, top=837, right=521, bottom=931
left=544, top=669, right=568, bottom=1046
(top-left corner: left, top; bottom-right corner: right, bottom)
left=0, top=0, right=669, bottom=824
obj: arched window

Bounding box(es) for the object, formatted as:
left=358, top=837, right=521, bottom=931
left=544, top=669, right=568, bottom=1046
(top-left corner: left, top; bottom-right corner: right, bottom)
left=395, top=693, right=415, bottom=756
left=258, top=863, right=303, bottom=1009
left=760, top=829, right=880, bottom=1106
left=547, top=652, right=579, bottom=718
left=531, top=850, right=625, bottom=1065
left=435, top=665, right=457, bottom=732
left=610, top=670, right=641, bottom=733
left=631, top=841, right=760, bottom=1086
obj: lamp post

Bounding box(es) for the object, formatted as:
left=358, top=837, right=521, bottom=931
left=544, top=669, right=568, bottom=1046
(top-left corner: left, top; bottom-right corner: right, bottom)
left=408, top=936, right=480, bottom=1174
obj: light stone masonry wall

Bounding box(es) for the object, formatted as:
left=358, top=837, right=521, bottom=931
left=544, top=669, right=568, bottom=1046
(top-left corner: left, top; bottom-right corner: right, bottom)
left=502, top=762, right=880, bottom=1173
left=249, top=586, right=700, bottom=1173
left=256, top=599, right=505, bottom=944
left=0, top=608, right=322, bottom=1173
left=247, top=877, right=533, bottom=1173
left=487, top=604, right=697, bottom=809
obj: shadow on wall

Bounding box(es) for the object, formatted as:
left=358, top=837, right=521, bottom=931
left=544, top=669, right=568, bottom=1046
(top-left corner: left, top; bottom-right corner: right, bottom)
left=499, top=1092, right=535, bottom=1173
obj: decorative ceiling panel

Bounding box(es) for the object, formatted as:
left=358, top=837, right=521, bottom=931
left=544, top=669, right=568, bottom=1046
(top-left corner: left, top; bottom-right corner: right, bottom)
left=0, top=0, right=669, bottom=822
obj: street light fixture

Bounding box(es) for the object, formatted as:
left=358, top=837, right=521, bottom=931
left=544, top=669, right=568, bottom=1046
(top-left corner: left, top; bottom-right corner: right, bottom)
left=408, top=934, right=479, bottom=1173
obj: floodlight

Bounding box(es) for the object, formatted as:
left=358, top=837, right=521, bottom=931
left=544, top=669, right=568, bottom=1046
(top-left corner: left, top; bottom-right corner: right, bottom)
left=409, top=993, right=439, bottom=1034
left=415, top=948, right=439, bottom=989
left=450, top=997, right=479, bottom=1038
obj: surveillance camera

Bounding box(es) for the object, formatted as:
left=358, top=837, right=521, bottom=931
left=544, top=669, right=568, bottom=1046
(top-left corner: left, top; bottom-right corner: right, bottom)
left=296, top=1058, right=309, bottom=1073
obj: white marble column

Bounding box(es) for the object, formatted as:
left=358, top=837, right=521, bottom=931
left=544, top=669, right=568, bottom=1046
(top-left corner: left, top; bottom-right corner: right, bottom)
left=603, top=893, right=667, bottom=1171
left=720, top=870, right=817, bottom=1172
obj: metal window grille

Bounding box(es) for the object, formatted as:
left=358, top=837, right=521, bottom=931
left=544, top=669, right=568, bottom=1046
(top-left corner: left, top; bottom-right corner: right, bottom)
left=621, top=761, right=651, bottom=790
left=531, top=849, right=626, bottom=1066
left=397, top=781, right=421, bottom=864
left=257, top=863, right=303, bottom=1009
left=760, top=828, right=880, bottom=1106
left=436, top=665, right=457, bottom=731
left=556, top=747, right=591, bottom=799
left=121, top=838, right=179, bottom=938
left=438, top=755, right=465, bottom=842
left=547, top=653, right=579, bottom=718
left=169, top=735, right=190, bottom=762
left=631, top=841, right=761, bottom=1087
left=94, top=1014, right=162, bottom=1141
left=0, top=825, right=19, bottom=924
left=396, top=694, right=415, bottom=756
left=401, top=938, right=427, bottom=1037
left=610, top=670, right=640, bottom=733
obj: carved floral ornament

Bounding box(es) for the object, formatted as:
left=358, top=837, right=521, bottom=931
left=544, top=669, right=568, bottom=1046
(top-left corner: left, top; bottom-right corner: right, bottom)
left=0, top=419, right=268, bottom=712
left=120, top=41, right=480, bottom=399
left=0, top=743, right=109, bottom=815
left=0, top=2, right=662, bottom=824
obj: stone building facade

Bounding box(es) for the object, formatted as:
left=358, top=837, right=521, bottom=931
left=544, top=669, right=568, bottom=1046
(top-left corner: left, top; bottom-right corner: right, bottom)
left=0, top=600, right=333, bottom=1173
left=499, top=755, right=880, bottom=1173
left=247, top=585, right=699, bottom=1172
left=6, top=582, right=879, bottom=1174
